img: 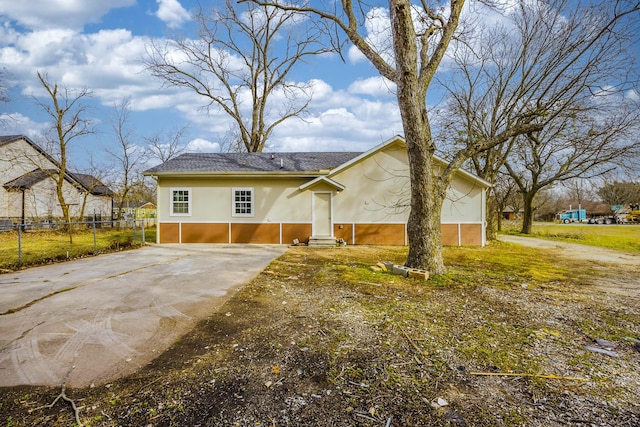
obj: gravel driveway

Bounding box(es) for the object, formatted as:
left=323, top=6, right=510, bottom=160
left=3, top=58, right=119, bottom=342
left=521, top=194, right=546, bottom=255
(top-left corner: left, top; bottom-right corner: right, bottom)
left=498, top=234, right=640, bottom=267
left=498, top=234, right=640, bottom=298
left=0, top=244, right=285, bottom=388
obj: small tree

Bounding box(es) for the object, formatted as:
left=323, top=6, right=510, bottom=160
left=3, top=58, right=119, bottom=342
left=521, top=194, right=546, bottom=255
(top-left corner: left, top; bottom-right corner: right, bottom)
left=34, top=71, right=93, bottom=231
left=491, top=172, right=520, bottom=231
left=145, top=0, right=331, bottom=152
left=108, top=99, right=147, bottom=221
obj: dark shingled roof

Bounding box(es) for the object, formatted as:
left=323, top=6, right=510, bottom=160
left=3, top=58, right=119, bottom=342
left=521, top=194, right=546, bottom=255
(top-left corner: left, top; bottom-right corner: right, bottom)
left=3, top=169, right=56, bottom=190
left=4, top=169, right=115, bottom=196
left=73, top=173, right=115, bottom=196
left=0, top=135, right=25, bottom=145
left=145, top=152, right=363, bottom=174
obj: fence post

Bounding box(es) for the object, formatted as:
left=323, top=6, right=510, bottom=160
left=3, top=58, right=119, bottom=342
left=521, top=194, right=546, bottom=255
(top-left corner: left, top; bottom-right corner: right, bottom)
left=141, top=219, right=145, bottom=245
left=92, top=216, right=98, bottom=255
left=17, top=224, right=22, bottom=267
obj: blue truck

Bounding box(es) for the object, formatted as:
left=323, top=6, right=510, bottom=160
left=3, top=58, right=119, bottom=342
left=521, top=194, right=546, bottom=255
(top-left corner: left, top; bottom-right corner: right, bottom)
left=557, top=208, right=587, bottom=224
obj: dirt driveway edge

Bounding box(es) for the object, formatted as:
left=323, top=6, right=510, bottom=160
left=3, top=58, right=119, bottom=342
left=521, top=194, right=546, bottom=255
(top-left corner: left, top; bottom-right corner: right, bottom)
left=497, top=234, right=639, bottom=266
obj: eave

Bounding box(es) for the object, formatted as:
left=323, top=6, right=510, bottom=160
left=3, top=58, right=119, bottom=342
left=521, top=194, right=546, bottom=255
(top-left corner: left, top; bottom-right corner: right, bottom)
left=144, top=171, right=330, bottom=179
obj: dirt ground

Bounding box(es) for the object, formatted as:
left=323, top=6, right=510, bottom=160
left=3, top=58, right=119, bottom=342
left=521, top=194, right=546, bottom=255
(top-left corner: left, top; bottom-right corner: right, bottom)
left=0, top=240, right=639, bottom=426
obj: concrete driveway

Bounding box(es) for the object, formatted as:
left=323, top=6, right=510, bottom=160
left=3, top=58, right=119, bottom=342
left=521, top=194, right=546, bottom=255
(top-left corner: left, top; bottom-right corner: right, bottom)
left=0, top=244, right=286, bottom=388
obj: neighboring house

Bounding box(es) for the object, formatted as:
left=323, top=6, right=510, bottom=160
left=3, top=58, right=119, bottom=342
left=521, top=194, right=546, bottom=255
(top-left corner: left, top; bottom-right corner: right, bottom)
left=0, top=135, right=114, bottom=223
left=144, top=136, right=490, bottom=246
left=115, top=201, right=157, bottom=220
left=502, top=206, right=523, bottom=220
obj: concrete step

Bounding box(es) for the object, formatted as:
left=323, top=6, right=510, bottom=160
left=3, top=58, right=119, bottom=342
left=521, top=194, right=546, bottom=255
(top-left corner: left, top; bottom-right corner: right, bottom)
left=308, top=236, right=338, bottom=247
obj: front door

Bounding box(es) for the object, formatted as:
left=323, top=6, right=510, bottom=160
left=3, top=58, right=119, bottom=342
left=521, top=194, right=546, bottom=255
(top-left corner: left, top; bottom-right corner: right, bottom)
left=312, top=192, right=332, bottom=236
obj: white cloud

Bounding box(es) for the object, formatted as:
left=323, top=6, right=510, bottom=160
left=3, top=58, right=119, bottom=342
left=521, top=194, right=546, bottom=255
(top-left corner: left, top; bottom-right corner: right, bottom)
left=625, top=89, right=640, bottom=102
left=155, top=0, right=191, bottom=29
left=348, top=76, right=395, bottom=97
left=0, top=28, right=164, bottom=106
left=0, top=0, right=135, bottom=31
left=185, top=138, right=221, bottom=152
left=347, top=7, right=392, bottom=65
left=269, top=81, right=402, bottom=152
left=0, top=112, right=48, bottom=141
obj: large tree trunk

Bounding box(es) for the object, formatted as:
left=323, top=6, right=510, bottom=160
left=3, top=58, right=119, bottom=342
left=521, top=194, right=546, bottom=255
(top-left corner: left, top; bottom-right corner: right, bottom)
left=390, top=0, right=446, bottom=274
left=521, top=193, right=535, bottom=234
left=404, top=141, right=446, bottom=273
left=486, top=192, right=499, bottom=239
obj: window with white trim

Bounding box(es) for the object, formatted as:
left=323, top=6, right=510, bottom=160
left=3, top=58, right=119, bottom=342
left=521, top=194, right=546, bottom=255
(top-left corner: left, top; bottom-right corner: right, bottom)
left=232, top=188, right=254, bottom=217
left=170, top=188, right=191, bottom=216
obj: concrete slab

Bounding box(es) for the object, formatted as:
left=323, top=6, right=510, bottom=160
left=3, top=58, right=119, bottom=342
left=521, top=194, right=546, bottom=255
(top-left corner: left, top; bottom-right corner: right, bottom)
left=0, top=244, right=286, bottom=387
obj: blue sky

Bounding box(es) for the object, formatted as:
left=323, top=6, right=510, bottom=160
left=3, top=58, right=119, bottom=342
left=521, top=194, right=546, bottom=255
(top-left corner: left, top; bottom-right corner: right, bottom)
left=3, top=0, right=634, bottom=175
left=0, top=0, right=409, bottom=172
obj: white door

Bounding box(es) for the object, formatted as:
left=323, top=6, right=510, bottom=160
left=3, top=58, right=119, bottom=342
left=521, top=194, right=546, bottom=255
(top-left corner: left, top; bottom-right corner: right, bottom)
left=312, top=192, right=332, bottom=236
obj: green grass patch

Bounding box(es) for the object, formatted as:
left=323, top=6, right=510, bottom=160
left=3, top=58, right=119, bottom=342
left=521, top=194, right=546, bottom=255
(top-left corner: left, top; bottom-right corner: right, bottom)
left=0, top=227, right=156, bottom=270
left=3, top=243, right=637, bottom=426
left=502, top=222, right=640, bottom=253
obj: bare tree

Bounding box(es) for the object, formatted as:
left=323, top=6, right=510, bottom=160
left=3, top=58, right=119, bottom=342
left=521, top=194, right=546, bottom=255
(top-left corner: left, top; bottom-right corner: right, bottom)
left=563, top=179, right=593, bottom=210
left=597, top=180, right=640, bottom=206
left=34, top=71, right=93, bottom=227
left=145, top=0, right=331, bottom=153
left=491, top=171, right=520, bottom=231
left=246, top=0, right=544, bottom=273
left=439, top=0, right=640, bottom=235
left=144, top=125, right=190, bottom=164
left=108, top=99, right=147, bottom=221
left=506, top=101, right=639, bottom=232
left=73, top=169, right=113, bottom=221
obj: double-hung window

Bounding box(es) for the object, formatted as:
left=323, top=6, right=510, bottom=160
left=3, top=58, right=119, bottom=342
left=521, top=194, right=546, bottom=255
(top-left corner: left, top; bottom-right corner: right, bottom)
left=232, top=188, right=254, bottom=217
left=171, top=188, right=191, bottom=216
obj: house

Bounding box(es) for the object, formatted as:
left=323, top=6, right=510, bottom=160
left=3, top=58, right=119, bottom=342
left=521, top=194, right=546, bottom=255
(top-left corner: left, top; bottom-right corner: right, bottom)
left=144, top=136, right=490, bottom=246
left=0, top=135, right=114, bottom=223
left=502, top=206, right=523, bottom=220
left=115, top=201, right=157, bottom=220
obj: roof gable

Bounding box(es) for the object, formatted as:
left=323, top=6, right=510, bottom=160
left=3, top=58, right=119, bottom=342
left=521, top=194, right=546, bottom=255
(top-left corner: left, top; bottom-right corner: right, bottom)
left=3, top=169, right=57, bottom=190
left=1, top=135, right=115, bottom=196
left=0, top=135, right=59, bottom=169
left=143, top=135, right=490, bottom=188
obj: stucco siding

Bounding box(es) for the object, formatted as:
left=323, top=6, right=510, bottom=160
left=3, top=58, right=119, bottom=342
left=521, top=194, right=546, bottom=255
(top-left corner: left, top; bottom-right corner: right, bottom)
left=157, top=177, right=312, bottom=223
left=182, top=223, right=229, bottom=243
left=159, top=223, right=180, bottom=243
left=231, top=223, right=280, bottom=243
left=441, top=177, right=485, bottom=223
left=331, top=143, right=410, bottom=224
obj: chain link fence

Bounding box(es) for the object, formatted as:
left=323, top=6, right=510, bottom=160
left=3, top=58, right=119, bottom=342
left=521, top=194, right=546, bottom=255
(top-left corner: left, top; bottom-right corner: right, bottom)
left=0, top=219, right=155, bottom=270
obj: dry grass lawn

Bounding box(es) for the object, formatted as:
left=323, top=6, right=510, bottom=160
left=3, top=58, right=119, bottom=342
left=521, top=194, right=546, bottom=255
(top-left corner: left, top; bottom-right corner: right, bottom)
left=1, top=241, right=639, bottom=426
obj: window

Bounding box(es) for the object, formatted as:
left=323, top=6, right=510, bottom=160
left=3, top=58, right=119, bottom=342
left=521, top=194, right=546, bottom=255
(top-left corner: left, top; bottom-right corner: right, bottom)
left=171, top=188, right=191, bottom=216
left=232, top=188, right=254, bottom=217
